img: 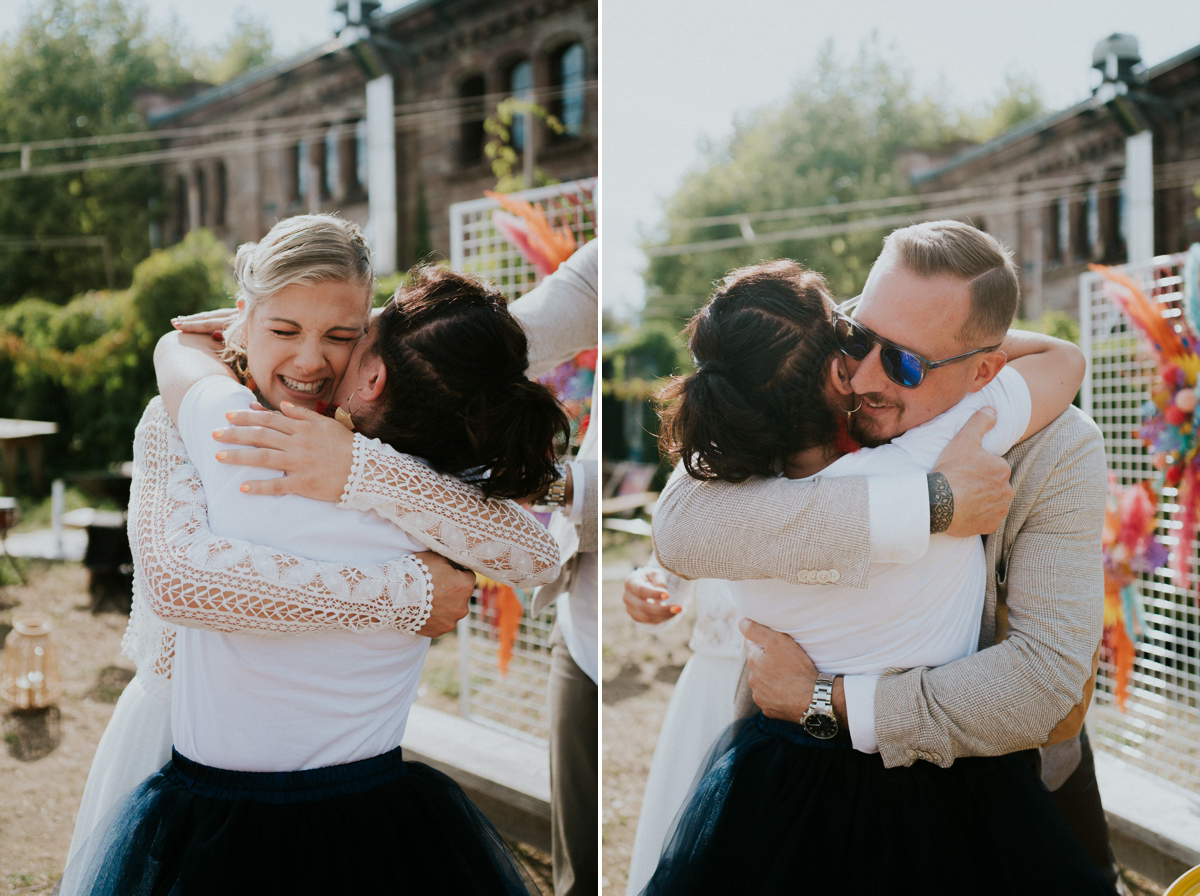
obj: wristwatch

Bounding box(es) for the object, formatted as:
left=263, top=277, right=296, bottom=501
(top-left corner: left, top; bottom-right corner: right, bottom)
left=801, top=672, right=839, bottom=739
left=532, top=464, right=568, bottom=511
left=543, top=469, right=568, bottom=507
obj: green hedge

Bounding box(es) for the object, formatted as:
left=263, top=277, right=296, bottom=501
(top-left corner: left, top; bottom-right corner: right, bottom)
left=0, top=230, right=233, bottom=490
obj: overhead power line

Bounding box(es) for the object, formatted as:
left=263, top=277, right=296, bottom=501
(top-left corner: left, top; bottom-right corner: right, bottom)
left=0, top=81, right=596, bottom=180
left=644, top=159, right=1200, bottom=258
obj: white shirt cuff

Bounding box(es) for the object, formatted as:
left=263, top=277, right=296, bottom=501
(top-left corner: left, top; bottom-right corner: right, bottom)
left=843, top=673, right=880, bottom=754
left=565, top=461, right=585, bottom=526
left=867, top=474, right=930, bottom=563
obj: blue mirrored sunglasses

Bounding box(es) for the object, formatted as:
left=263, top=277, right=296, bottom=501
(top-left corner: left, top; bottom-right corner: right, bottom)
left=832, top=297, right=1001, bottom=389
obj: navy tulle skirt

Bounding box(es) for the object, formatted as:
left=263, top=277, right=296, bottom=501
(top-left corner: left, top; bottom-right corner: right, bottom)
left=640, top=714, right=1117, bottom=896
left=63, top=746, right=539, bottom=896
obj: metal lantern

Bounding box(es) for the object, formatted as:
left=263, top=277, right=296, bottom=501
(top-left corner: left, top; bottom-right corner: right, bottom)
left=1, top=614, right=62, bottom=710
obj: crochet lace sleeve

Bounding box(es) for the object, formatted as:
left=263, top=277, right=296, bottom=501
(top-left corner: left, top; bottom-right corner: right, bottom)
left=130, top=400, right=433, bottom=638
left=340, top=434, right=562, bottom=588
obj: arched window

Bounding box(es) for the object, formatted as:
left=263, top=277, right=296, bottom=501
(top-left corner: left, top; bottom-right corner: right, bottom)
left=294, top=141, right=309, bottom=204
left=325, top=129, right=340, bottom=199
left=355, top=119, right=368, bottom=191
left=508, top=59, right=533, bottom=151
left=195, top=168, right=207, bottom=227
left=172, top=174, right=187, bottom=243
left=214, top=162, right=227, bottom=228
left=551, top=42, right=585, bottom=138
left=458, top=74, right=486, bottom=166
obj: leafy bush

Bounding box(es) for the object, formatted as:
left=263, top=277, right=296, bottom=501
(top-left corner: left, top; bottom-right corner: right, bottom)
left=0, top=230, right=233, bottom=488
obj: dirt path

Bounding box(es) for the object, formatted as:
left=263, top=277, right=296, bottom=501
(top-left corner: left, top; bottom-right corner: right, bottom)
left=0, top=563, right=550, bottom=894
left=600, top=539, right=691, bottom=894
left=0, top=562, right=129, bottom=892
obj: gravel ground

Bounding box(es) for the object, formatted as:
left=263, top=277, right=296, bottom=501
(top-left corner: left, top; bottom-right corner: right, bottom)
left=0, top=560, right=550, bottom=894
left=600, top=536, right=691, bottom=895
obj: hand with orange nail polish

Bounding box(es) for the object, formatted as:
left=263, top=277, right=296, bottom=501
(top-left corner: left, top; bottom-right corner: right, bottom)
left=622, top=566, right=682, bottom=625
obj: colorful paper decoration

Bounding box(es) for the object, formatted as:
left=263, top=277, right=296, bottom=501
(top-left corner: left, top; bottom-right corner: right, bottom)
left=1094, top=250, right=1200, bottom=593
left=1101, top=478, right=1163, bottom=709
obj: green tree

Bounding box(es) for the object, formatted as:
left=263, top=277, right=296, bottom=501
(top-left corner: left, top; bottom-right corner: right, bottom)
left=976, top=74, right=1047, bottom=141
left=0, top=229, right=232, bottom=479
left=198, top=13, right=275, bottom=84
left=641, top=39, right=1045, bottom=323
left=0, top=1, right=275, bottom=306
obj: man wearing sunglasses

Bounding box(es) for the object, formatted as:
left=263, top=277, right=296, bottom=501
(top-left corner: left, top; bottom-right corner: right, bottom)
left=650, top=219, right=1118, bottom=887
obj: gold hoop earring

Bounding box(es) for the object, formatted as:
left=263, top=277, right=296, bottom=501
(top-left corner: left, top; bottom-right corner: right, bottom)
left=335, top=393, right=359, bottom=431
left=844, top=398, right=862, bottom=419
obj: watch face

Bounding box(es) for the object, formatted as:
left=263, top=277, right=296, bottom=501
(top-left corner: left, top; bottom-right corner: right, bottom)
left=803, top=712, right=839, bottom=740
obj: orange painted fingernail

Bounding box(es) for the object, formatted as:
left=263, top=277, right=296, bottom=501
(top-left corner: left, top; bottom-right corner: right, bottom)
left=225, top=411, right=236, bottom=420
left=240, top=483, right=249, bottom=492
left=213, top=429, right=225, bottom=438
left=669, top=605, right=682, bottom=614
left=215, top=451, right=227, bottom=460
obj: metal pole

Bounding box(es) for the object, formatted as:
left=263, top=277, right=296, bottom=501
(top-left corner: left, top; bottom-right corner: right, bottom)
left=366, top=74, right=397, bottom=275
left=1125, top=130, right=1154, bottom=265
left=522, top=107, right=534, bottom=189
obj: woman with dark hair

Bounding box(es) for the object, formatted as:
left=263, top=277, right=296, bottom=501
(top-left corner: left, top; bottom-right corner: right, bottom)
left=349, top=264, right=567, bottom=499
left=656, top=260, right=852, bottom=483
left=638, top=259, right=1116, bottom=895
left=63, top=217, right=567, bottom=895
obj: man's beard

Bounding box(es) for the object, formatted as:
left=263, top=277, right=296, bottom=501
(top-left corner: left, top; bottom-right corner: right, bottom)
left=847, top=394, right=899, bottom=448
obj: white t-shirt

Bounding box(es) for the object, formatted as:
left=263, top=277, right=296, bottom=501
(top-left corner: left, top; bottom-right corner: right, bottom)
left=727, top=366, right=1032, bottom=752
left=173, top=376, right=429, bottom=772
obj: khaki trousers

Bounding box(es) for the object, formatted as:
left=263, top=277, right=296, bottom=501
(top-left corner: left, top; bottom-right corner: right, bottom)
left=548, top=624, right=597, bottom=895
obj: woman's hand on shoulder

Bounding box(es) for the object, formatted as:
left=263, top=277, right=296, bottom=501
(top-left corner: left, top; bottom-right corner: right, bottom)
left=171, top=307, right=238, bottom=337
left=213, top=401, right=354, bottom=503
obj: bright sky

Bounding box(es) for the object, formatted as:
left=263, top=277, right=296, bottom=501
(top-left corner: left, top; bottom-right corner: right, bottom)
left=3, top=0, right=1199, bottom=319
left=0, top=1, right=416, bottom=57
left=602, top=0, right=1200, bottom=318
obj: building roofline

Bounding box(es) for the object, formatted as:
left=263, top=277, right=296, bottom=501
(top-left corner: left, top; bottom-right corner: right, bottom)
left=910, top=39, right=1200, bottom=186
left=148, top=0, right=437, bottom=126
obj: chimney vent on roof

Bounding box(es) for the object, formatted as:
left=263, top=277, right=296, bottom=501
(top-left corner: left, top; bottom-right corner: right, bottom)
left=1092, top=33, right=1145, bottom=86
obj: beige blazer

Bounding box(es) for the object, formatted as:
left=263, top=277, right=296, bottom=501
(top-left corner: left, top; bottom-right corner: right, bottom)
left=507, top=239, right=599, bottom=615
left=654, top=406, right=1107, bottom=769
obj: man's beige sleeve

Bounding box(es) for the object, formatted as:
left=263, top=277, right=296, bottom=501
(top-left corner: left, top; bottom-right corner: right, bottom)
left=873, top=409, right=1107, bottom=768
left=653, top=463, right=874, bottom=589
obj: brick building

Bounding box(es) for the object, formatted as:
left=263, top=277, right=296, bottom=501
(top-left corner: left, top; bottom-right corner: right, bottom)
left=149, top=0, right=596, bottom=268
left=908, top=38, right=1200, bottom=319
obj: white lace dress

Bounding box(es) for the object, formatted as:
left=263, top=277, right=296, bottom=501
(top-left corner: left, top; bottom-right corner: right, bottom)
left=624, top=572, right=744, bottom=896
left=66, top=397, right=560, bottom=864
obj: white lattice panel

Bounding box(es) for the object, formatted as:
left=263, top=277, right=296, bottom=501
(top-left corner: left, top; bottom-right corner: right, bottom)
left=447, top=178, right=596, bottom=742
left=450, top=178, right=597, bottom=302
left=1080, top=253, right=1200, bottom=796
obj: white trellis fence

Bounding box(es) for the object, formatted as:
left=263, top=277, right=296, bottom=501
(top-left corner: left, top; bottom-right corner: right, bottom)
left=1081, top=251, right=1200, bottom=797
left=446, top=179, right=596, bottom=743
left=450, top=177, right=597, bottom=302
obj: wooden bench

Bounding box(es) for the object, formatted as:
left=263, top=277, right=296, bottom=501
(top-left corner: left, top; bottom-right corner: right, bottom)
left=401, top=704, right=550, bottom=852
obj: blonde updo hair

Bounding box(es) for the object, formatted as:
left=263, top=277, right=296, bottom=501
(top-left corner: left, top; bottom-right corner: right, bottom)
left=221, top=214, right=375, bottom=378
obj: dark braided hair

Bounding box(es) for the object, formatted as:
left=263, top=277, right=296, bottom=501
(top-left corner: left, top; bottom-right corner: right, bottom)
left=360, top=265, right=570, bottom=499
left=656, top=259, right=841, bottom=481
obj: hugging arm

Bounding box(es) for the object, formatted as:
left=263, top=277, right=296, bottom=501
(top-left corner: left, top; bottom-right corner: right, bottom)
left=131, top=400, right=435, bottom=638
left=872, top=411, right=1106, bottom=767
left=339, top=433, right=563, bottom=588
left=654, top=406, right=1014, bottom=584
left=654, top=464, right=877, bottom=587
left=1000, top=329, right=1086, bottom=439
left=215, top=407, right=563, bottom=589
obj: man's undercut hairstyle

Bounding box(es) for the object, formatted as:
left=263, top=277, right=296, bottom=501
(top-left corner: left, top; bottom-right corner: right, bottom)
left=360, top=265, right=569, bottom=500
left=222, top=214, right=375, bottom=377
left=880, top=220, right=1020, bottom=346
left=656, top=259, right=841, bottom=482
